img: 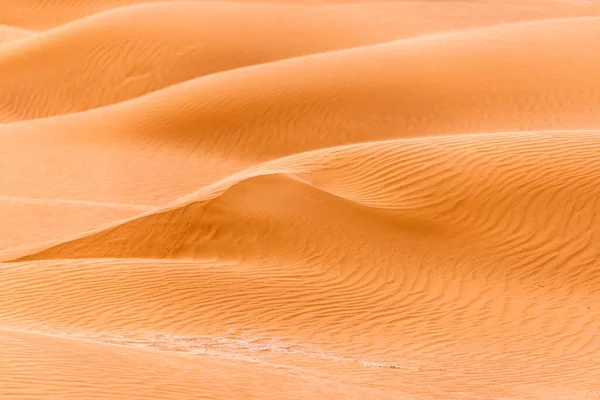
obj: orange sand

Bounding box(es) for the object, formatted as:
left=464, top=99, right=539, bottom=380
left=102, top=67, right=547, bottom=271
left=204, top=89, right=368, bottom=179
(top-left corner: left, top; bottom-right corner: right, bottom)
left=1, top=1, right=600, bottom=399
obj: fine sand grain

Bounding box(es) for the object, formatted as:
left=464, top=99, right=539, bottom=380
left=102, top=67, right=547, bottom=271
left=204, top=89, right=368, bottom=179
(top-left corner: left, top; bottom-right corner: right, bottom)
left=1, top=1, right=600, bottom=399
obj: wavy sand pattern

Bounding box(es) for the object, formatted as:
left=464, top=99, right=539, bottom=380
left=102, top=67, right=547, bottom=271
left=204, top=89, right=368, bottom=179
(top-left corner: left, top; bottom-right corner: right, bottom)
left=1, top=1, right=600, bottom=399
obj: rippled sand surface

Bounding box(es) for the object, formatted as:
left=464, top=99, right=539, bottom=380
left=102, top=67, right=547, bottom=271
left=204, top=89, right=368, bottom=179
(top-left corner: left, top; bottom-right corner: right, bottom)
left=2, top=1, right=600, bottom=399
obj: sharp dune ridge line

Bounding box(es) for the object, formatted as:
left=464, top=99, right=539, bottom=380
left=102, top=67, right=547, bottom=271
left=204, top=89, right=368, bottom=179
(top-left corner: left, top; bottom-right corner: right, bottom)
left=2, top=14, right=600, bottom=156
left=3, top=15, right=600, bottom=257
left=1, top=129, right=595, bottom=259
left=2, top=1, right=600, bottom=400
left=2, top=0, right=476, bottom=122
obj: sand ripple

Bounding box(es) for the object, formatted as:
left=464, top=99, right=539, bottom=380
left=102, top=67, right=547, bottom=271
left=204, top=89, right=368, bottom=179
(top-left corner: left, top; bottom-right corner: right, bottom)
left=2, top=1, right=600, bottom=399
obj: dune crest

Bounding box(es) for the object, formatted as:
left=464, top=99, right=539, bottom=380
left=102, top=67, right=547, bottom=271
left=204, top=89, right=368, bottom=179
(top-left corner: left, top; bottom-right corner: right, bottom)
left=2, top=1, right=600, bottom=399
left=4, top=132, right=600, bottom=397
left=14, top=131, right=600, bottom=264
left=2, top=15, right=600, bottom=249
left=4, top=3, right=600, bottom=122
left=0, top=1, right=469, bottom=122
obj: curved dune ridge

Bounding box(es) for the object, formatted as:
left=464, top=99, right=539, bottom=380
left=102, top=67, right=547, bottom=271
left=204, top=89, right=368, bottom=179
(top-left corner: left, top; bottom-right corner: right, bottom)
left=2, top=1, right=600, bottom=399
left=1, top=1, right=482, bottom=122
left=2, top=3, right=600, bottom=122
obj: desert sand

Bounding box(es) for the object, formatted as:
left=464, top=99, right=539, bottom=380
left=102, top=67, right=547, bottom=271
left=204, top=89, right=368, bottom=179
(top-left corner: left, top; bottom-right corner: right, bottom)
left=1, top=1, right=600, bottom=399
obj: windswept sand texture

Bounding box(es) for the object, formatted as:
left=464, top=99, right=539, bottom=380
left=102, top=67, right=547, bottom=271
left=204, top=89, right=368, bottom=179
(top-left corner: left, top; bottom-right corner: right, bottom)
left=2, top=1, right=600, bottom=399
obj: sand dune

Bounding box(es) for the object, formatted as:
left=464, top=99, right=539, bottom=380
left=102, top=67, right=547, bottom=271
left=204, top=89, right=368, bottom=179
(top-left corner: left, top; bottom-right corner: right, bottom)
left=1, top=257, right=597, bottom=399
left=14, top=131, right=600, bottom=263
left=5, top=132, right=600, bottom=398
left=1, top=15, right=599, bottom=234
left=0, top=1, right=463, bottom=122
left=4, top=15, right=600, bottom=147
left=4, top=2, right=600, bottom=122
left=2, top=1, right=600, bottom=399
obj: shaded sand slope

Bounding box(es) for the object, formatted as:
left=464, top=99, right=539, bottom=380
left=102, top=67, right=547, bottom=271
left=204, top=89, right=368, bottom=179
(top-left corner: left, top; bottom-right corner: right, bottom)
left=17, top=130, right=600, bottom=276
left=0, top=1, right=469, bottom=122
left=2, top=16, right=600, bottom=248
left=3, top=132, right=600, bottom=397
left=0, top=132, right=233, bottom=249
left=4, top=1, right=600, bottom=122
left=2, top=2, right=600, bottom=399
left=3, top=15, right=599, bottom=155
left=2, top=6, right=600, bottom=121
left=108, top=15, right=600, bottom=160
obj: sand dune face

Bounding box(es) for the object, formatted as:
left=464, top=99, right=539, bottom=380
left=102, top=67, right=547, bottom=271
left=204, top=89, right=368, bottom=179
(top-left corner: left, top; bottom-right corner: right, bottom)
left=3, top=2, right=600, bottom=122
left=3, top=1, right=478, bottom=122
left=2, top=1, right=600, bottom=399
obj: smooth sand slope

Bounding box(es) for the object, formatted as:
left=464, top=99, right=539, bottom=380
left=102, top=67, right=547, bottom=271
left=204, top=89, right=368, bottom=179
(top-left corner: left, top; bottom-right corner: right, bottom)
left=1, top=16, right=600, bottom=248
left=3, top=2, right=600, bottom=122
left=3, top=133, right=600, bottom=398
left=0, top=327, right=401, bottom=400
left=2, top=1, right=600, bottom=399
left=0, top=1, right=469, bottom=122
left=2, top=15, right=600, bottom=139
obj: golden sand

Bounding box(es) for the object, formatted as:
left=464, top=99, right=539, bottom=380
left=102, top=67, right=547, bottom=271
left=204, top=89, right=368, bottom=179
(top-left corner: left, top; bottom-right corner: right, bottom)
left=1, top=1, right=600, bottom=399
